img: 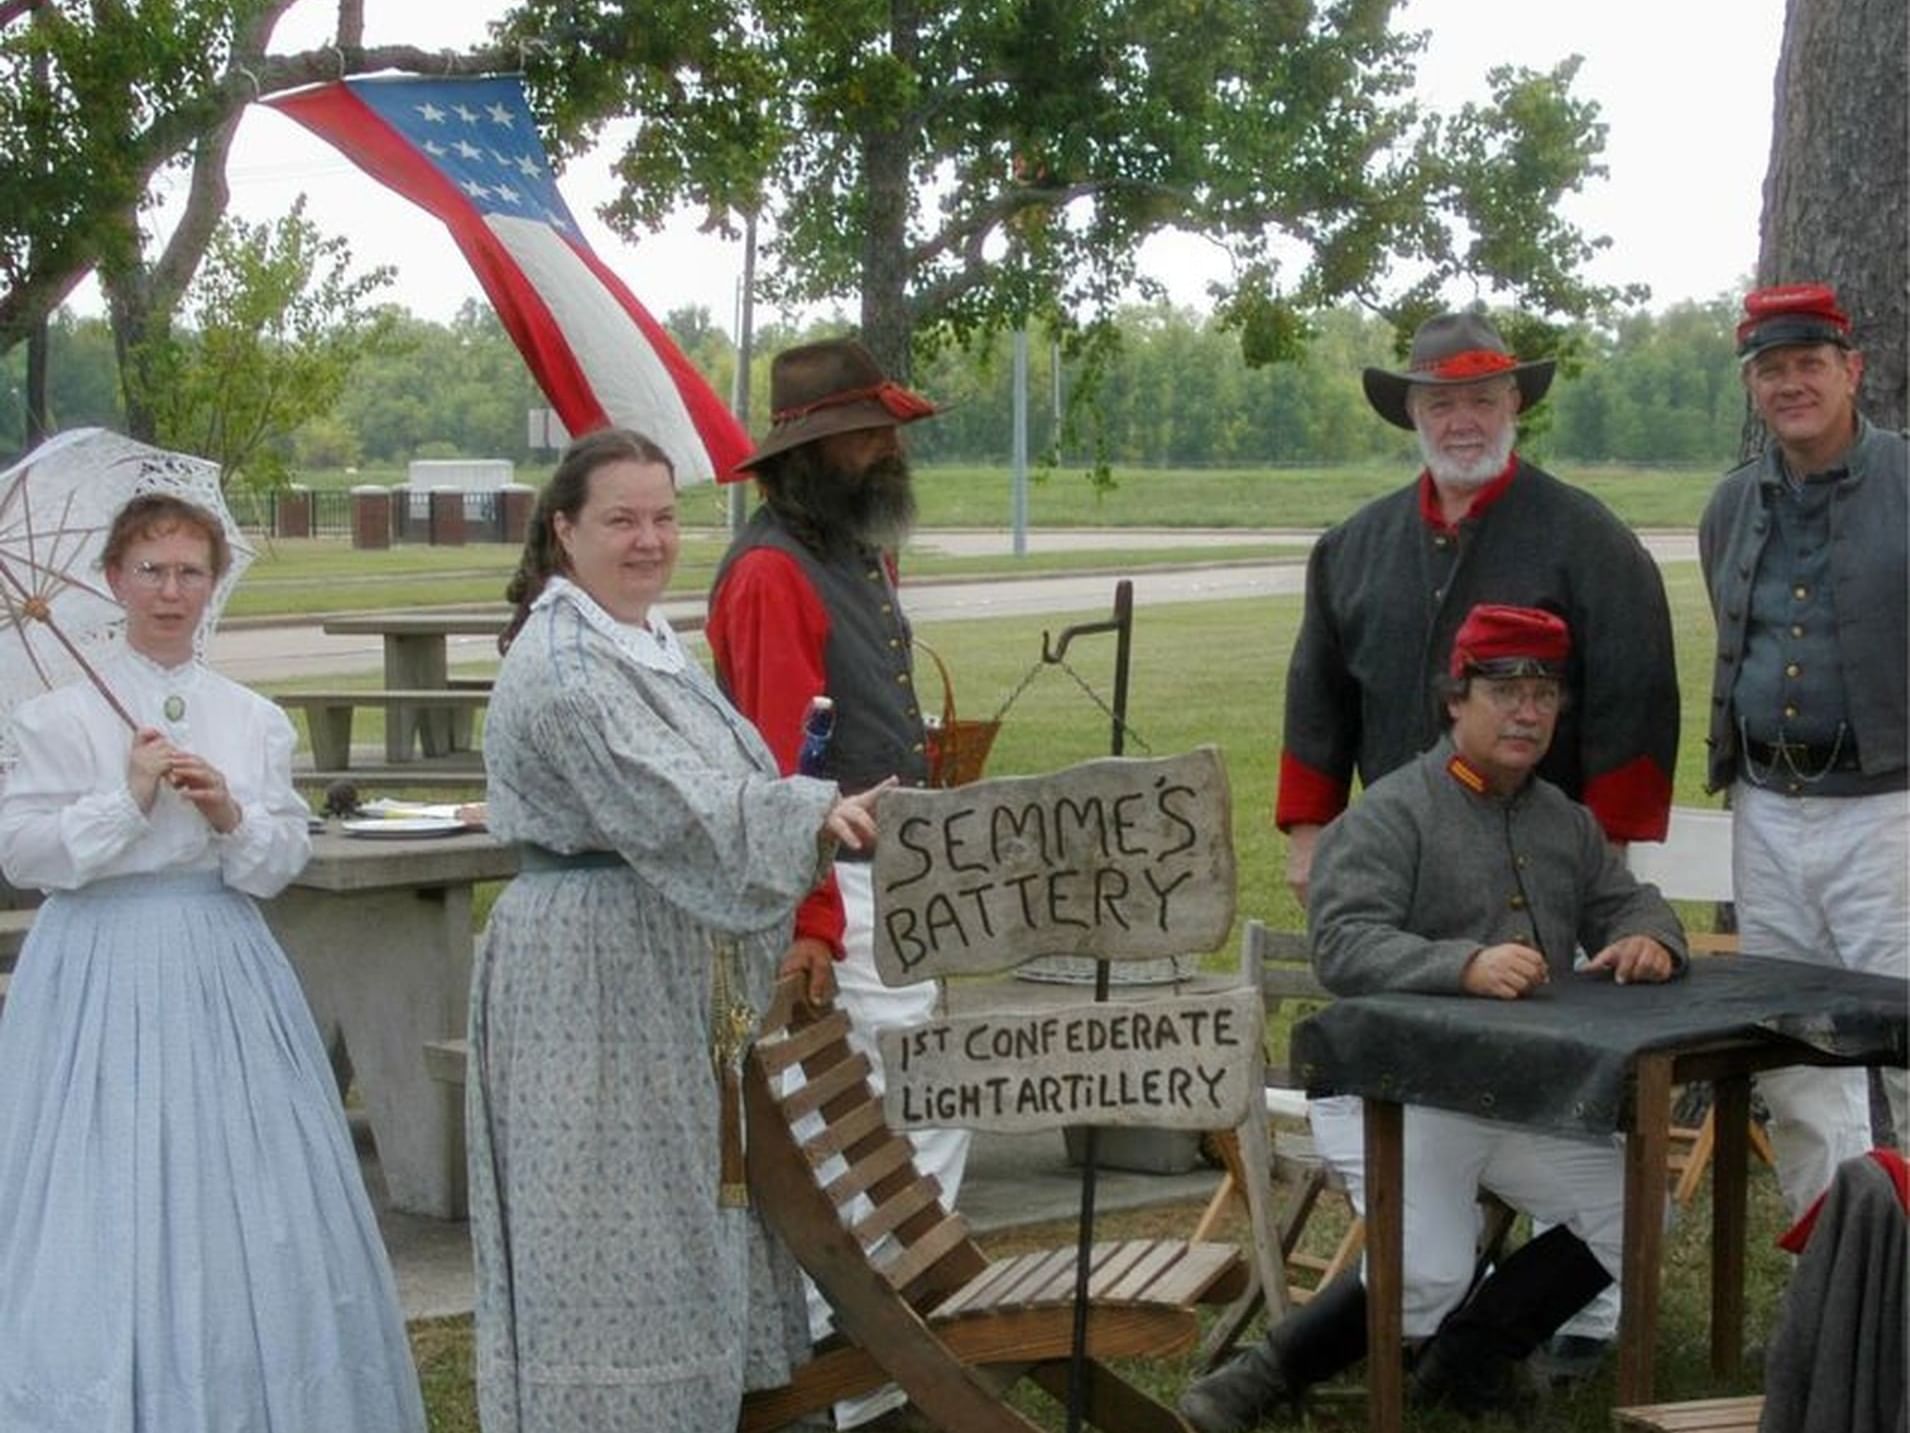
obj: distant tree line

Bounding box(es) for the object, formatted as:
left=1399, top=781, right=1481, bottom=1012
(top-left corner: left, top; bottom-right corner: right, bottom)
left=1, top=294, right=1749, bottom=477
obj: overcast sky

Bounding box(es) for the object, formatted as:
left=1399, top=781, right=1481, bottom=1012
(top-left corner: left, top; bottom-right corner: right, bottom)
left=108, top=0, right=1784, bottom=332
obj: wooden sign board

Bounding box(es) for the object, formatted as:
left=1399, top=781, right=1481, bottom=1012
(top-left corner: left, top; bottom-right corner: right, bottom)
left=870, top=747, right=1236, bottom=985
left=877, top=988, right=1261, bottom=1135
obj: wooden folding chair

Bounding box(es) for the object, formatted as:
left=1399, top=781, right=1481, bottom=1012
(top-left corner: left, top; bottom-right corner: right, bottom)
left=739, top=975, right=1253, bottom=1432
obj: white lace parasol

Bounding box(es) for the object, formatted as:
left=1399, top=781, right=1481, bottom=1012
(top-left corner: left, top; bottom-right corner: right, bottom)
left=0, top=428, right=254, bottom=770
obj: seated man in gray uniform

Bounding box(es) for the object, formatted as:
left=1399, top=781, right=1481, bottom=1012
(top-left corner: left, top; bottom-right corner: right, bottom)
left=1180, top=604, right=1688, bottom=1429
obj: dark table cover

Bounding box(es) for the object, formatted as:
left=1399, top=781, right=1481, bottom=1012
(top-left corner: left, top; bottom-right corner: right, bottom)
left=1290, top=956, right=1908, bottom=1135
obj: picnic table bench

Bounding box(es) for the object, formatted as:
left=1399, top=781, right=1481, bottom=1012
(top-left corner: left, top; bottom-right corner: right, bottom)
left=274, top=688, right=491, bottom=770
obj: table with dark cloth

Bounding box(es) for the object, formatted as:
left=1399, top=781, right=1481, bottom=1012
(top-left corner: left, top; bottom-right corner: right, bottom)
left=1290, top=956, right=1908, bottom=1431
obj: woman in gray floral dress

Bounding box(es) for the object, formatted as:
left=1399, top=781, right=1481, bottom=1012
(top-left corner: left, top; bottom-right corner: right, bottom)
left=470, top=429, right=881, bottom=1432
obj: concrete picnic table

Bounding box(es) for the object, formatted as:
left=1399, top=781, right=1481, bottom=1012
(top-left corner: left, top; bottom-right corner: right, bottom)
left=265, top=823, right=519, bottom=1219
left=320, top=611, right=510, bottom=762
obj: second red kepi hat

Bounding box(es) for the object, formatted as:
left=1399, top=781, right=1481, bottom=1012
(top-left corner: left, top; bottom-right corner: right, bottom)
left=1735, top=282, right=1853, bottom=360
left=1449, top=604, right=1571, bottom=679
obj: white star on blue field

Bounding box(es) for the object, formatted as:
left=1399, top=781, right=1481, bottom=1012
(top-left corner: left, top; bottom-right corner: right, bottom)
left=348, top=75, right=583, bottom=233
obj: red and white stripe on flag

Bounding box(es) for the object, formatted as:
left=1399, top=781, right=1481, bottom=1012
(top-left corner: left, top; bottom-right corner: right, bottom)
left=267, top=74, right=749, bottom=485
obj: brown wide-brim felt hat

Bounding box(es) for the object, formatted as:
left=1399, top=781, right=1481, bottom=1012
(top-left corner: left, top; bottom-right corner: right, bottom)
left=725, top=338, right=938, bottom=480
left=1362, top=312, right=1556, bottom=431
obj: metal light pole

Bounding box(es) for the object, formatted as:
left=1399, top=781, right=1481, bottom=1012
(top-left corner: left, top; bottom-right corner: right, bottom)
left=729, top=210, right=758, bottom=537
left=1011, top=328, right=1029, bottom=557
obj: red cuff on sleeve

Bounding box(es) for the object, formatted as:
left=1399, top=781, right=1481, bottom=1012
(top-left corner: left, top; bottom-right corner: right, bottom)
left=794, top=871, right=847, bottom=959
left=1583, top=757, right=1673, bottom=843
left=1777, top=1148, right=1908, bottom=1253
left=1275, top=751, right=1349, bottom=831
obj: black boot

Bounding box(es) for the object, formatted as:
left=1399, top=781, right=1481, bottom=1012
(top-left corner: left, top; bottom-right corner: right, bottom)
left=1410, top=1225, right=1613, bottom=1416
left=1178, top=1271, right=1367, bottom=1432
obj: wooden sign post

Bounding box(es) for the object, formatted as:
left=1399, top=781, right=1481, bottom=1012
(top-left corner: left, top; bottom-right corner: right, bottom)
left=880, top=987, right=1261, bottom=1134
left=872, top=748, right=1237, bottom=984
left=866, top=748, right=1280, bottom=1431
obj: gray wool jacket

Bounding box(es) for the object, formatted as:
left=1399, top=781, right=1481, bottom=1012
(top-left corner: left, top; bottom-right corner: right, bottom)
left=1699, top=417, right=1908, bottom=792
left=1759, top=1152, right=1907, bottom=1433
left=1307, top=738, right=1688, bottom=997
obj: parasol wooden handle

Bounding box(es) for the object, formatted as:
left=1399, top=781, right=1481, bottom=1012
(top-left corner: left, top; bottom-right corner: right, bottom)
left=1, top=565, right=136, bottom=731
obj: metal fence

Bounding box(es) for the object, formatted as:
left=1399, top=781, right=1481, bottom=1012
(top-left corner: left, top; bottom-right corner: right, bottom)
left=259, top=487, right=509, bottom=543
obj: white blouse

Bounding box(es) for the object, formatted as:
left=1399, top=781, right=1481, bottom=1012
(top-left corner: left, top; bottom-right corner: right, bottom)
left=0, top=647, right=312, bottom=898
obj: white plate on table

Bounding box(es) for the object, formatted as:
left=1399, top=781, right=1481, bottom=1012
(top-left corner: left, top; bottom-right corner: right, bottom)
left=339, top=817, right=470, bottom=839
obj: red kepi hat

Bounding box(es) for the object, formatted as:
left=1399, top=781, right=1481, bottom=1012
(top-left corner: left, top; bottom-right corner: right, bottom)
left=1449, top=604, right=1572, bottom=679
left=1735, top=282, right=1853, bottom=360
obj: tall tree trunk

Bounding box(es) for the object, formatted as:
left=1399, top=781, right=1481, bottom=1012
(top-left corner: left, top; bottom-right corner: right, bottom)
left=858, top=0, right=918, bottom=382
left=1758, top=0, right=1908, bottom=432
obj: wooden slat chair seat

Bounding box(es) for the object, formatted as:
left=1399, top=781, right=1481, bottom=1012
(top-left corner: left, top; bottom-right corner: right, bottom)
left=739, top=976, right=1250, bottom=1433
left=1612, top=1393, right=1766, bottom=1431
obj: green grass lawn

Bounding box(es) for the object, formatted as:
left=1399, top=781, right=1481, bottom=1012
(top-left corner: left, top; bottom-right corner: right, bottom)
left=229, top=533, right=1308, bottom=619
left=405, top=1172, right=1791, bottom=1433
left=235, top=459, right=1714, bottom=619
left=284, top=559, right=1722, bottom=939
left=286, top=458, right=1716, bottom=529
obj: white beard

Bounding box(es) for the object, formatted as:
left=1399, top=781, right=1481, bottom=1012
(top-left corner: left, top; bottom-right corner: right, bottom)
left=1416, top=423, right=1516, bottom=489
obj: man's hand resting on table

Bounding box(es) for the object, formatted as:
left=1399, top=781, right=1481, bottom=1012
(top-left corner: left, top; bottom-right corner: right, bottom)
left=1582, top=935, right=1677, bottom=985
left=1462, top=942, right=1549, bottom=1000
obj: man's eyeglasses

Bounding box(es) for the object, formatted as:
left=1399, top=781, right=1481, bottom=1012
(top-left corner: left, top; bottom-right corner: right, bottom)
left=1478, top=677, right=1563, bottom=714
left=129, top=561, right=214, bottom=592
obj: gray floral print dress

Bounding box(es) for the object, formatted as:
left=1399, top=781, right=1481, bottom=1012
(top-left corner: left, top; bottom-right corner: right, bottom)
left=470, top=578, right=836, bottom=1432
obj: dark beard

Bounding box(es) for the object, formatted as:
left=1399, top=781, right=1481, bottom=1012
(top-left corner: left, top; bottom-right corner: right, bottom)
left=764, top=446, right=917, bottom=554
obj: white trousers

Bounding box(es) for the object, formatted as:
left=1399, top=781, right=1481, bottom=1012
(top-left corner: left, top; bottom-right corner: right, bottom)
left=793, top=861, right=974, bottom=1427
left=1732, top=782, right=1910, bottom=1218
left=1309, top=1096, right=1626, bottom=1340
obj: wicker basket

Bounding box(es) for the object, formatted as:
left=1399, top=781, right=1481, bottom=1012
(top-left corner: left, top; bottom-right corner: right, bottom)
left=916, top=640, right=1000, bottom=788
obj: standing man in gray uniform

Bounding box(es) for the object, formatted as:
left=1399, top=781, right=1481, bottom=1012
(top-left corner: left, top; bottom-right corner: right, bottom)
left=1701, top=282, right=1909, bottom=1217
left=1180, top=605, right=1686, bottom=1431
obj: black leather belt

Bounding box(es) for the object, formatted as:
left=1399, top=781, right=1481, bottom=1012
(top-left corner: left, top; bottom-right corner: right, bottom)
left=1744, top=739, right=1861, bottom=773
left=516, top=844, right=626, bottom=872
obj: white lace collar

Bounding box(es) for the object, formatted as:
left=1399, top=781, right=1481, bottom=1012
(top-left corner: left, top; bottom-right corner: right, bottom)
left=118, top=644, right=203, bottom=684
left=535, top=576, right=686, bottom=673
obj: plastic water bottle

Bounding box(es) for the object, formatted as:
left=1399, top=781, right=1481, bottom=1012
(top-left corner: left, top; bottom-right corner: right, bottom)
left=797, top=695, right=835, bottom=777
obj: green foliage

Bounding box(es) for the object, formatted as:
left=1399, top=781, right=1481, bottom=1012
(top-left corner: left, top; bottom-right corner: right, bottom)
left=129, top=196, right=400, bottom=493
left=506, top=0, right=1639, bottom=384
left=329, top=301, right=547, bottom=466
left=21, top=289, right=1753, bottom=477
left=0, top=310, right=121, bottom=447
left=1548, top=298, right=1749, bottom=463
left=0, top=1, right=281, bottom=349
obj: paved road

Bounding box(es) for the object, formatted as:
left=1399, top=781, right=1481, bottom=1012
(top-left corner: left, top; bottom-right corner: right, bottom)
left=209, top=530, right=1699, bottom=686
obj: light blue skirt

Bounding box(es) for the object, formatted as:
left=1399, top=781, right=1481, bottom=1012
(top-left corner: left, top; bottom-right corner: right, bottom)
left=0, top=872, right=426, bottom=1433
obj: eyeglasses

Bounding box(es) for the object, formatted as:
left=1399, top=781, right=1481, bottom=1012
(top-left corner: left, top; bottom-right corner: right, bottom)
left=1478, top=677, right=1563, bottom=713
left=129, top=561, right=214, bottom=592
